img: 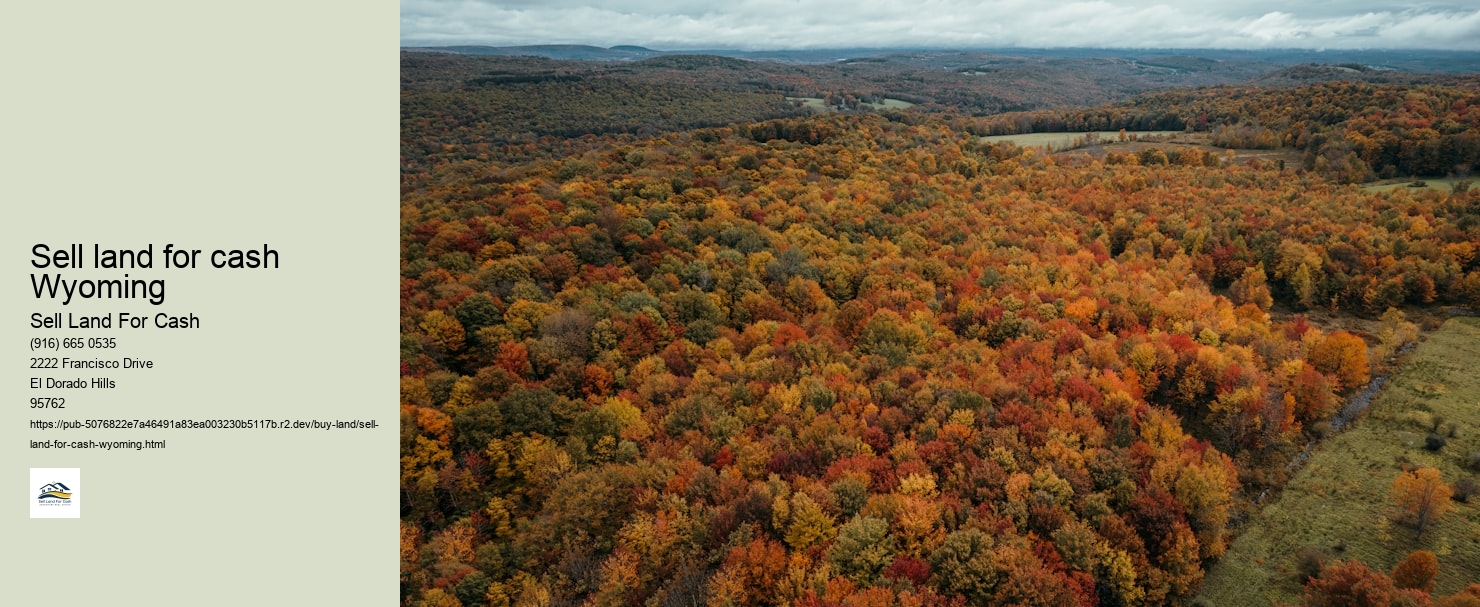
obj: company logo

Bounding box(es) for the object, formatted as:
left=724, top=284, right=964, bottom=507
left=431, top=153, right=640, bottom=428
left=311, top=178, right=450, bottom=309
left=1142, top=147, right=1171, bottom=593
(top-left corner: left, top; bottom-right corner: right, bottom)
left=30, top=468, right=81, bottom=518
left=38, top=482, right=73, bottom=501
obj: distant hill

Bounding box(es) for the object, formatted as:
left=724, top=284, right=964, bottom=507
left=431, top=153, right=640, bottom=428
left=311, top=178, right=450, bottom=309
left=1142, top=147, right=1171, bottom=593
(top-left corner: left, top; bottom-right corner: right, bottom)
left=404, top=45, right=1480, bottom=73
left=401, top=45, right=1480, bottom=165
left=408, top=44, right=667, bottom=61
left=1248, top=62, right=1456, bottom=87
left=635, top=55, right=754, bottom=70
left=403, top=44, right=921, bottom=64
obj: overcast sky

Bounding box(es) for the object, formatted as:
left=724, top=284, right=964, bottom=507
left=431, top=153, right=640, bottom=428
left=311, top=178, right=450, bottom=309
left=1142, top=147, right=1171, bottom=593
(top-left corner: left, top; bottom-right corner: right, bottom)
left=401, top=1, right=1480, bottom=50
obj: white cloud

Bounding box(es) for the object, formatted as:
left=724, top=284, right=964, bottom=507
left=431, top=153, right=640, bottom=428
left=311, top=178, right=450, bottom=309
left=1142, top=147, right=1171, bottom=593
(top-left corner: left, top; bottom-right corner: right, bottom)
left=400, top=1, right=1480, bottom=50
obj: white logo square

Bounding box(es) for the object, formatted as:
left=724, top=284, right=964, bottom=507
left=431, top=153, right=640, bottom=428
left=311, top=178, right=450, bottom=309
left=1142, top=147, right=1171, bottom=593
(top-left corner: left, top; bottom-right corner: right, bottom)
left=30, top=467, right=80, bottom=518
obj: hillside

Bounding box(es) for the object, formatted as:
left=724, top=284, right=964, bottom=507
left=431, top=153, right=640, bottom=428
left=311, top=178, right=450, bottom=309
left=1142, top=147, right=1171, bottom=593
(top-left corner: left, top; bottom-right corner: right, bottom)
left=400, top=48, right=1281, bottom=158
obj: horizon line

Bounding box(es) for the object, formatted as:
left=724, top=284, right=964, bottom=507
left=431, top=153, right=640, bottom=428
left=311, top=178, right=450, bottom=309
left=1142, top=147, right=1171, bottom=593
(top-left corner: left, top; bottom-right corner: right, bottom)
left=400, top=44, right=1480, bottom=53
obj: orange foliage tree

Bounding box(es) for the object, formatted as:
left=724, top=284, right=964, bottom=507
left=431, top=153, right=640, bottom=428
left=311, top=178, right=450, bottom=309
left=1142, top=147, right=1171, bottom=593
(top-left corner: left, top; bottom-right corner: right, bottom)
left=1392, top=467, right=1454, bottom=538
left=1303, top=559, right=1396, bottom=607
left=1391, top=549, right=1439, bottom=593
left=1308, top=331, right=1371, bottom=393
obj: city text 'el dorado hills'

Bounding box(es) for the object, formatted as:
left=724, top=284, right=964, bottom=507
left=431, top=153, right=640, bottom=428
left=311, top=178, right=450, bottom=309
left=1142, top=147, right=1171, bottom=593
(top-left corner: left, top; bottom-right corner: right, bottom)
left=31, top=312, right=200, bottom=329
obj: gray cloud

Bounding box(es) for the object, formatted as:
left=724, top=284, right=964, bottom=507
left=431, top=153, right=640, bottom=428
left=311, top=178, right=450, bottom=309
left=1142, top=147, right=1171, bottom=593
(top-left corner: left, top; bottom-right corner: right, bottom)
left=401, top=1, right=1480, bottom=50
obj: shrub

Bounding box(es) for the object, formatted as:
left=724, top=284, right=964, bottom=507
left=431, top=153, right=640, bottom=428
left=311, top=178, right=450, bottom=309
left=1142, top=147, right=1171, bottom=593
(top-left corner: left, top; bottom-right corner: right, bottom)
left=1425, top=434, right=1447, bottom=452
left=1294, top=546, right=1329, bottom=582
left=1453, top=477, right=1480, bottom=503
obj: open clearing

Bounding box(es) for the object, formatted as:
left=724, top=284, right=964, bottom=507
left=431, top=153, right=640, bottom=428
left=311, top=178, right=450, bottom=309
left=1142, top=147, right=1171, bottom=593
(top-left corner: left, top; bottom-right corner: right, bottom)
left=978, top=130, right=1181, bottom=149
left=1361, top=176, right=1473, bottom=193
left=873, top=98, right=914, bottom=109
left=786, top=96, right=915, bottom=113
left=980, top=131, right=1306, bottom=166
left=1196, top=317, right=1480, bottom=606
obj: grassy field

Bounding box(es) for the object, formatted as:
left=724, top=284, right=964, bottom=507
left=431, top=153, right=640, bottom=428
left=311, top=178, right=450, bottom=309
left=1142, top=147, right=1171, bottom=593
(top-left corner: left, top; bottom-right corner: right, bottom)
left=872, top=98, right=914, bottom=109
left=977, top=130, right=1181, bottom=149
left=786, top=96, right=915, bottom=113
left=978, top=131, right=1310, bottom=166
left=1196, top=317, right=1480, bottom=606
left=1361, top=176, right=1473, bottom=193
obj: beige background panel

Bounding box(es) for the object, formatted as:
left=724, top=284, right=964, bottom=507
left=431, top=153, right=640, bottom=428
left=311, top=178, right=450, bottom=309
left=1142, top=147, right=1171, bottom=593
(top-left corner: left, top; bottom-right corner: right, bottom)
left=1, top=1, right=398, bottom=604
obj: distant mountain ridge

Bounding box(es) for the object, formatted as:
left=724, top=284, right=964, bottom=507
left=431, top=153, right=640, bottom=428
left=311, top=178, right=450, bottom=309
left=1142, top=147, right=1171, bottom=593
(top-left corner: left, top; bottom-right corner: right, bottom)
left=1248, top=62, right=1456, bottom=87
left=404, top=45, right=937, bottom=64
left=407, top=45, right=667, bottom=61
left=403, top=45, right=1480, bottom=72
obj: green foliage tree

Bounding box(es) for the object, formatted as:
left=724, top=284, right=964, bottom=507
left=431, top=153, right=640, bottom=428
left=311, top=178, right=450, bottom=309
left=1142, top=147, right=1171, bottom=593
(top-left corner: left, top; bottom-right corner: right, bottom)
left=827, top=516, right=897, bottom=586
left=856, top=309, right=926, bottom=366
left=454, top=293, right=502, bottom=335
left=929, top=529, right=999, bottom=602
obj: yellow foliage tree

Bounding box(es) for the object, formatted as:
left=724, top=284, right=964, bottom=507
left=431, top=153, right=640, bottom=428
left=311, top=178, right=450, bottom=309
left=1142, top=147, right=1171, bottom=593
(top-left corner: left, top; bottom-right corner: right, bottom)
left=420, top=310, right=465, bottom=354
left=783, top=493, right=836, bottom=550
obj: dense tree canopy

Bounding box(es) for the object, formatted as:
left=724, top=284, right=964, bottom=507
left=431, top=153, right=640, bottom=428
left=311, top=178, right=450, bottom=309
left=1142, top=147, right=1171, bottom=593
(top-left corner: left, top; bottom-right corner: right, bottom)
left=401, top=83, right=1480, bottom=606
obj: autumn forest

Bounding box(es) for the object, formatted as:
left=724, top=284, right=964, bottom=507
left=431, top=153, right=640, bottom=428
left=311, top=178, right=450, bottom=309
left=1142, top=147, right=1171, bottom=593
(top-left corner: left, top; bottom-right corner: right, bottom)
left=401, top=49, right=1480, bottom=607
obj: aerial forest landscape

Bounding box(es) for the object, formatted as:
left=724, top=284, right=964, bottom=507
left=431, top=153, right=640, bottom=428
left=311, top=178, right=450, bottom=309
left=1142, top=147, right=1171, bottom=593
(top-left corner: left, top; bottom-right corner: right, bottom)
left=399, top=3, right=1480, bottom=606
